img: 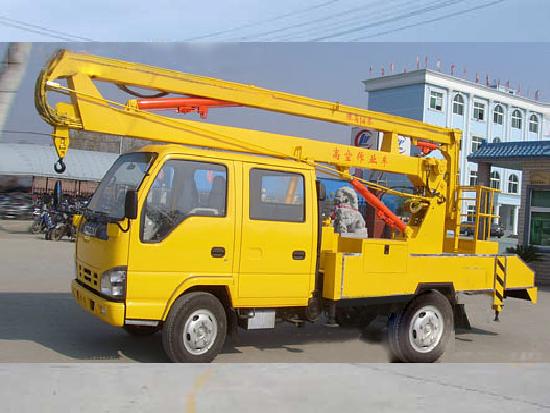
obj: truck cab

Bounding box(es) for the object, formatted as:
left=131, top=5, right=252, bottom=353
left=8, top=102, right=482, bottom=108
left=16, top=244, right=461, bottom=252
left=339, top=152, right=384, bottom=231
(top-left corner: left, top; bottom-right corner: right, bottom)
left=73, top=144, right=319, bottom=360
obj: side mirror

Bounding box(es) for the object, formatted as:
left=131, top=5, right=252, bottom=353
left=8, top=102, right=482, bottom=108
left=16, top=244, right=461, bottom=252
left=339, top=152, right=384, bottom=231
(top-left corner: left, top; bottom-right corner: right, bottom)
left=316, top=181, right=327, bottom=201
left=124, top=190, right=138, bottom=220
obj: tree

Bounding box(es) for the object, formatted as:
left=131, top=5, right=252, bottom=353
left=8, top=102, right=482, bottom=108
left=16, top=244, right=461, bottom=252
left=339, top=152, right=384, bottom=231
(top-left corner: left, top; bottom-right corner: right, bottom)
left=0, top=43, right=32, bottom=140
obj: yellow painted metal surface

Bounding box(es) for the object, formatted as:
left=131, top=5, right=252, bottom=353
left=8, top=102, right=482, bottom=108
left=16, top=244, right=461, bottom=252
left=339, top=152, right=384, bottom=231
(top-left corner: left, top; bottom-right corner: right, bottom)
left=237, top=163, right=317, bottom=303
left=71, top=280, right=125, bottom=327
left=31, top=50, right=536, bottom=329
left=76, top=222, right=130, bottom=285
left=37, top=50, right=456, bottom=144
left=320, top=233, right=536, bottom=303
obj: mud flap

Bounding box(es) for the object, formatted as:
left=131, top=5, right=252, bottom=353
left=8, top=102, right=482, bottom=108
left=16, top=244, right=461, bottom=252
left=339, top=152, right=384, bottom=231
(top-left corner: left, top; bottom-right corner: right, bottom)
left=453, top=303, right=471, bottom=330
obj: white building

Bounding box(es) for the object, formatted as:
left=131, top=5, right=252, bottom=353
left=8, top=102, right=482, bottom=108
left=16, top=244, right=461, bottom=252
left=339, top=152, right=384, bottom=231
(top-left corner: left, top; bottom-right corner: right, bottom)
left=363, top=69, right=550, bottom=235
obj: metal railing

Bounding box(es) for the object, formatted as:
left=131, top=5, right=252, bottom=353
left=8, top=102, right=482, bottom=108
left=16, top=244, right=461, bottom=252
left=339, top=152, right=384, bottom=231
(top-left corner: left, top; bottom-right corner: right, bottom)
left=453, top=185, right=499, bottom=251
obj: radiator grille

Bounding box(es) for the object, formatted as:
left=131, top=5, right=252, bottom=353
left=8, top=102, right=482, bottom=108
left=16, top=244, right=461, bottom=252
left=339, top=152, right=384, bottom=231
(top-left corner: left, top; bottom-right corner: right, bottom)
left=77, top=264, right=99, bottom=292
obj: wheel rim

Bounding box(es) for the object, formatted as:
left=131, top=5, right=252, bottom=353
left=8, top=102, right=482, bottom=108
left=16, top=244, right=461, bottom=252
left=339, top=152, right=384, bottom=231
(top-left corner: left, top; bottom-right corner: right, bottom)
left=183, top=309, right=218, bottom=355
left=408, top=305, right=444, bottom=353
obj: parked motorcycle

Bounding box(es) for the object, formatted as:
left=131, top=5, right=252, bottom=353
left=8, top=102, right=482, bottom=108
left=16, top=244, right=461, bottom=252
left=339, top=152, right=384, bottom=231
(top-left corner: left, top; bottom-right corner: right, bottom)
left=44, top=210, right=60, bottom=240
left=48, top=212, right=77, bottom=242
left=31, top=208, right=51, bottom=234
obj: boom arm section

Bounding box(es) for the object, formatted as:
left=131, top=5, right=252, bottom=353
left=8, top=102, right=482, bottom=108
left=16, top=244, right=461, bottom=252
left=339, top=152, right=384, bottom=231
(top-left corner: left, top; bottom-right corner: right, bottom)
left=35, top=49, right=462, bottom=243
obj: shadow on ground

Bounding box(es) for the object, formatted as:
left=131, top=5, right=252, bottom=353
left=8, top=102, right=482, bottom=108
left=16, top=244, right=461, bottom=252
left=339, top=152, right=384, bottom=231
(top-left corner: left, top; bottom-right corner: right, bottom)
left=0, top=293, right=391, bottom=362
left=0, top=293, right=169, bottom=362
left=0, top=293, right=505, bottom=362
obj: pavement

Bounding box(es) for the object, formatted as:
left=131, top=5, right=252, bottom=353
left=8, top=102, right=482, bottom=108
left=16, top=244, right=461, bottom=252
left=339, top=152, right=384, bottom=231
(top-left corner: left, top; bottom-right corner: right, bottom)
left=2, top=363, right=550, bottom=412
left=1, top=220, right=549, bottom=412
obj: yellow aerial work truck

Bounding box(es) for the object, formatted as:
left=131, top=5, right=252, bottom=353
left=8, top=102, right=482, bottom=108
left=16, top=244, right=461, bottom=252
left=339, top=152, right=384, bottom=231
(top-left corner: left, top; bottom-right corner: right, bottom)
left=35, top=50, right=537, bottom=363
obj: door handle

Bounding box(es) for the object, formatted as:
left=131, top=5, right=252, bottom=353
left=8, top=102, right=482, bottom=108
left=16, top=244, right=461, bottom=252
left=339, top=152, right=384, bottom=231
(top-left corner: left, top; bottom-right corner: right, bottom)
left=292, top=250, right=306, bottom=260
left=211, top=246, right=225, bottom=258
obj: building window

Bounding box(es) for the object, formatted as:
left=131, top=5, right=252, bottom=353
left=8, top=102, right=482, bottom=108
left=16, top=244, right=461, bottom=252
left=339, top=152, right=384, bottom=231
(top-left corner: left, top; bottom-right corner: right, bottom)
left=452, top=94, right=464, bottom=116
left=508, top=174, right=519, bottom=193
left=529, top=190, right=550, bottom=246
left=466, top=204, right=476, bottom=219
left=430, top=91, right=443, bottom=111
left=493, top=137, right=501, bottom=143
left=490, top=171, right=500, bottom=190
left=471, top=136, right=484, bottom=153
left=249, top=168, right=305, bottom=222
left=469, top=170, right=478, bottom=186
left=529, top=114, right=539, bottom=133
left=493, top=105, right=504, bottom=125
left=511, top=109, right=522, bottom=129
left=473, top=101, right=485, bottom=121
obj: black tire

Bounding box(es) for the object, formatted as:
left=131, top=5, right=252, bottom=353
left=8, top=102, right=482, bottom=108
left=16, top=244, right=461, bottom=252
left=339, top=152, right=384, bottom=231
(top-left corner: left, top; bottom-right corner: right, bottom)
left=52, top=227, right=64, bottom=241
left=387, top=290, right=453, bottom=363
left=31, top=221, right=41, bottom=234
left=124, top=324, right=161, bottom=336
left=162, top=292, right=226, bottom=363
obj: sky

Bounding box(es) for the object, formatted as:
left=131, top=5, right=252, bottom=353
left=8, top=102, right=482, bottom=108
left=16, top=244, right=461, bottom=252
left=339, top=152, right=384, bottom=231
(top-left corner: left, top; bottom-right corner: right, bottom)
left=0, top=0, right=549, bottom=42
left=2, top=42, right=550, bottom=148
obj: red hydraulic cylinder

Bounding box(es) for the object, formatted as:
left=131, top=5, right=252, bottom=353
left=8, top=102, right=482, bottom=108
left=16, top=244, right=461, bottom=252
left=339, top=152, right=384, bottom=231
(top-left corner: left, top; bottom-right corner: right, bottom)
left=416, top=140, right=438, bottom=155
left=136, top=97, right=239, bottom=118
left=349, top=178, right=407, bottom=234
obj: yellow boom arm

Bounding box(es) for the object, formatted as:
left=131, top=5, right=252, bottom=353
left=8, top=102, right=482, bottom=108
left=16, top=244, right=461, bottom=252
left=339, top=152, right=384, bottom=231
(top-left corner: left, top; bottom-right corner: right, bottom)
left=35, top=49, right=462, bottom=240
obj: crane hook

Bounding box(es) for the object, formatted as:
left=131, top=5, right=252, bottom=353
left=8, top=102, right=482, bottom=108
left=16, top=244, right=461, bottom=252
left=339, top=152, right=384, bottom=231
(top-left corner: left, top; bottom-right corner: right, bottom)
left=54, top=158, right=66, bottom=174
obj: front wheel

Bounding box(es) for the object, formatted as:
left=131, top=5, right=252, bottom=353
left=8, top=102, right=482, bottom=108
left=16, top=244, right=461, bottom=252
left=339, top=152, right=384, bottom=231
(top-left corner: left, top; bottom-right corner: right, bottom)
left=162, top=292, right=226, bottom=363
left=31, top=221, right=41, bottom=234
left=387, top=290, right=453, bottom=363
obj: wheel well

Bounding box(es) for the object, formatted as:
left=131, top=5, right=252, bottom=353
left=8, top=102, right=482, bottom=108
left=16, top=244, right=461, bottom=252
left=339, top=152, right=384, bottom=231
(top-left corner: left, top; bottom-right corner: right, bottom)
left=415, top=283, right=457, bottom=305
left=179, top=285, right=237, bottom=334
left=183, top=285, right=233, bottom=310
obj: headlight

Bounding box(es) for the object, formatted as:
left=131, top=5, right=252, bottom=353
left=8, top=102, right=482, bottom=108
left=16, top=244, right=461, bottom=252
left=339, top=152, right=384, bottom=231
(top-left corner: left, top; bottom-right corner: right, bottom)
left=101, top=267, right=127, bottom=298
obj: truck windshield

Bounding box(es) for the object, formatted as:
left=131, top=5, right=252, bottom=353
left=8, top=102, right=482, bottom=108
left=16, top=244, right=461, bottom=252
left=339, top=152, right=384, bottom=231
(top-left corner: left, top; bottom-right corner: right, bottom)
left=87, top=152, right=155, bottom=220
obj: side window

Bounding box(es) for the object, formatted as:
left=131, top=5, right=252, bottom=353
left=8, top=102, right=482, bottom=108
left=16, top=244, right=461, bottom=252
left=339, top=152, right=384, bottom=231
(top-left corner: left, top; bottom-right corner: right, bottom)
left=250, top=169, right=305, bottom=222
left=142, top=160, right=227, bottom=242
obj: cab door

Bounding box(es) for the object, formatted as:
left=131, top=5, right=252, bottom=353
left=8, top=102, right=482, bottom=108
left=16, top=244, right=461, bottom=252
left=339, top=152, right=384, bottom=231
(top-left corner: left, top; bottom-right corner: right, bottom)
left=125, top=156, right=236, bottom=320
left=238, top=164, right=316, bottom=303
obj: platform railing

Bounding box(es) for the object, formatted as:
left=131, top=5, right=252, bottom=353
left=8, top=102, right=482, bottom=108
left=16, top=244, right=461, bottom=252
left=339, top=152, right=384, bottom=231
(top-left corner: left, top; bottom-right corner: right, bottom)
left=452, top=185, right=500, bottom=251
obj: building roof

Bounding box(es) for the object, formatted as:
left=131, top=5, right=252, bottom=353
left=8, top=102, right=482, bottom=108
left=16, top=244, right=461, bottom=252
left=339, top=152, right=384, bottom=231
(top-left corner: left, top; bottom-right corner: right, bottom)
left=0, top=143, right=118, bottom=181
left=363, top=69, right=549, bottom=114
left=468, top=141, right=550, bottom=169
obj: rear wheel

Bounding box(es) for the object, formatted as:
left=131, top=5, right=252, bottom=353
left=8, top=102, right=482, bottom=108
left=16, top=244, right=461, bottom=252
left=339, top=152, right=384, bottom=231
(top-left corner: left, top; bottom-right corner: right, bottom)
left=52, top=227, right=65, bottom=241
left=162, top=292, right=226, bottom=363
left=388, top=290, right=453, bottom=363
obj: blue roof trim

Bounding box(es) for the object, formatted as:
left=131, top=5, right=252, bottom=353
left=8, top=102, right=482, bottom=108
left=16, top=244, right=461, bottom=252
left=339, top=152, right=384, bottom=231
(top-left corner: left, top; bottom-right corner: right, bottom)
left=468, top=140, right=550, bottom=161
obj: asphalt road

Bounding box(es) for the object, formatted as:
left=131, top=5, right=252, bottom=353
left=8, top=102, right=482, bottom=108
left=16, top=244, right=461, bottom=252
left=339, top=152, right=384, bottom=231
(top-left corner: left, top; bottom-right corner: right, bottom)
left=0, top=220, right=547, bottom=364
left=2, top=363, right=550, bottom=412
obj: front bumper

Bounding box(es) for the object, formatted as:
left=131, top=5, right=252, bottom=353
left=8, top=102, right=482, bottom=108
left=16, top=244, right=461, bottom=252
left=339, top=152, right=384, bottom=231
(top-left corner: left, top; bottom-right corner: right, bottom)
left=71, top=279, right=125, bottom=327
